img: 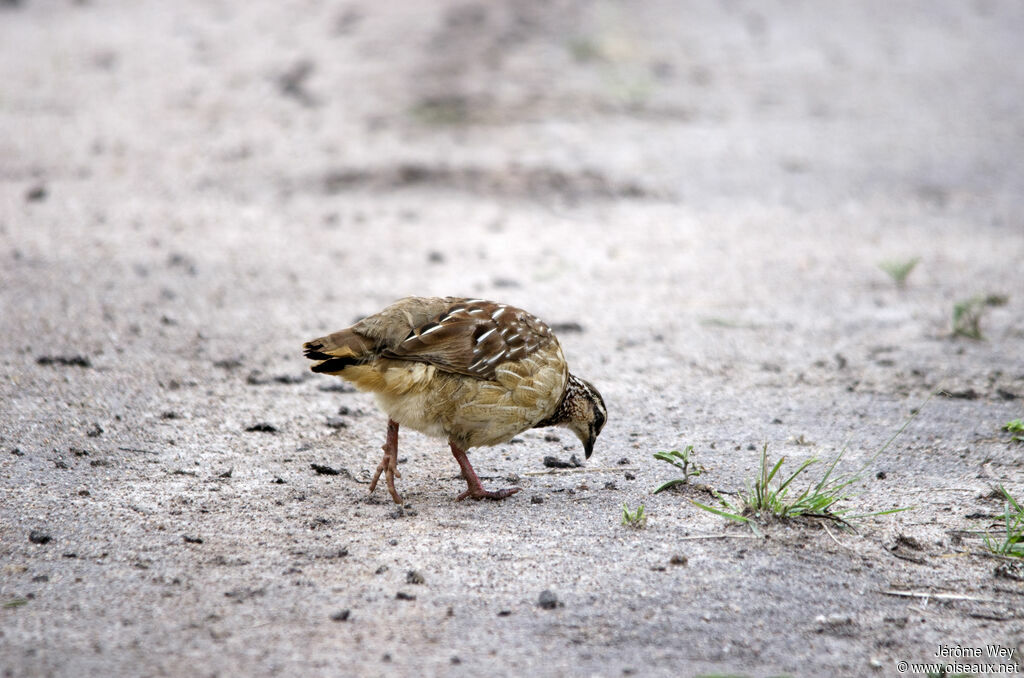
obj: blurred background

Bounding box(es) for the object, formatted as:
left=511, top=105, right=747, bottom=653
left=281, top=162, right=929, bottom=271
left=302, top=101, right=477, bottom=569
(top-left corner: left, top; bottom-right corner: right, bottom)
left=3, top=0, right=1022, bottom=346
left=5, top=1, right=1022, bottom=218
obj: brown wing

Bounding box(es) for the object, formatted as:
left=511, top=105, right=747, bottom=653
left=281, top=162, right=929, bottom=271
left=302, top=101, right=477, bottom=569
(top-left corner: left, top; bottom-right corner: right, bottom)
left=381, top=298, right=556, bottom=380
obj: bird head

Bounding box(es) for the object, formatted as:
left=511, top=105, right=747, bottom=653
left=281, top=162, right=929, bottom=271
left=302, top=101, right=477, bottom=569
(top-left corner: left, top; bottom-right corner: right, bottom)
left=561, top=374, right=607, bottom=458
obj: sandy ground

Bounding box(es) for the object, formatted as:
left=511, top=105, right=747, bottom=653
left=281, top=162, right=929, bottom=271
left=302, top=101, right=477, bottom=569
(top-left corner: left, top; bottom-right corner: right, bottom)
left=3, top=1, right=1024, bottom=676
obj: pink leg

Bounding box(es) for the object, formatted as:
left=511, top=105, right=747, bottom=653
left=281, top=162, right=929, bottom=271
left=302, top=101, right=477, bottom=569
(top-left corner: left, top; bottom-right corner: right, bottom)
left=369, top=419, right=402, bottom=504
left=450, top=442, right=520, bottom=501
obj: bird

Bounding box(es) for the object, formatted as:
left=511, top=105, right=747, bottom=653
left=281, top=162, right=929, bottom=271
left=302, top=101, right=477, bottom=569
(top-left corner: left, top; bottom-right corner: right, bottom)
left=302, top=296, right=607, bottom=503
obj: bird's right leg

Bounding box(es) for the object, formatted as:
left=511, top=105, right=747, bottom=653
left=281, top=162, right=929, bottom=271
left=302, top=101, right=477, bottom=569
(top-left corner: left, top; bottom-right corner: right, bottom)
left=369, top=418, right=402, bottom=504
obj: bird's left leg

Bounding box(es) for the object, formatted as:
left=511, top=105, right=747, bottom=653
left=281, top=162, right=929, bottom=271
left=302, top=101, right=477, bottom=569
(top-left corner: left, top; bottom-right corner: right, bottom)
left=369, top=419, right=402, bottom=504
left=450, top=442, right=520, bottom=501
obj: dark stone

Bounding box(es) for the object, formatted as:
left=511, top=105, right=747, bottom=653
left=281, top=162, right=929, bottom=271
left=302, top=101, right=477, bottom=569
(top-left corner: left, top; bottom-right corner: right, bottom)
left=543, top=455, right=582, bottom=469
left=29, top=531, right=51, bottom=545
left=36, top=355, right=91, bottom=368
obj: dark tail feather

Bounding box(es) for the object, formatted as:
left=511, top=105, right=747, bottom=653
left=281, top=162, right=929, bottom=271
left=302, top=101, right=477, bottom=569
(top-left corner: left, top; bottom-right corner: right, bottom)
left=302, top=342, right=334, bottom=361
left=310, top=356, right=364, bottom=373
left=303, top=330, right=374, bottom=374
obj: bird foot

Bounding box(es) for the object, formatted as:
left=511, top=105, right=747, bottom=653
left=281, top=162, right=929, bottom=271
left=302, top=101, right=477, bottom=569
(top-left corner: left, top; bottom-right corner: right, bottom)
left=456, top=486, right=521, bottom=502
left=369, top=452, right=403, bottom=504
left=449, top=440, right=520, bottom=502
left=368, top=420, right=403, bottom=504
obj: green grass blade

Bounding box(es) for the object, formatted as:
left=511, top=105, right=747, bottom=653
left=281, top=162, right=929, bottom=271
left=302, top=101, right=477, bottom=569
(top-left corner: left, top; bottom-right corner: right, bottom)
left=653, top=479, right=688, bottom=494
left=691, top=500, right=749, bottom=523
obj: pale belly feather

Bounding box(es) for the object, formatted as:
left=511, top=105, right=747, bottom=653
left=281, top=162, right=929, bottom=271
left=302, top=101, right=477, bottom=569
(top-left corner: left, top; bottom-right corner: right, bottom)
left=352, top=344, right=568, bottom=449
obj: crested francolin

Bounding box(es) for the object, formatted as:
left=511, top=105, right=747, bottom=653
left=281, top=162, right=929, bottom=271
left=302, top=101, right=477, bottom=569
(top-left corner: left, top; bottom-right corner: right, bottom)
left=303, top=296, right=606, bottom=503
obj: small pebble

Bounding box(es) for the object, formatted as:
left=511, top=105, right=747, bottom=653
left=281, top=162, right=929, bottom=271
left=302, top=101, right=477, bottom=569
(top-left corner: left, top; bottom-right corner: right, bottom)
left=406, top=570, right=425, bottom=585
left=325, top=416, right=348, bottom=429
left=26, top=184, right=47, bottom=202
left=330, top=609, right=351, bottom=622
left=537, top=590, right=560, bottom=609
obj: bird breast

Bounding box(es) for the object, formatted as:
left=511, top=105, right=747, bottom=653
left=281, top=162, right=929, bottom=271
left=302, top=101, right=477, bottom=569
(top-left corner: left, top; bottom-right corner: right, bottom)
left=371, top=340, right=568, bottom=449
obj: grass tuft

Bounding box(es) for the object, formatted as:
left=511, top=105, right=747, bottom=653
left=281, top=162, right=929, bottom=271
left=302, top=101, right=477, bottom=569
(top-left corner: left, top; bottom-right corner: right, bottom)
left=692, top=445, right=908, bottom=534
left=982, top=486, right=1024, bottom=558
left=691, top=398, right=928, bottom=533
left=952, top=293, right=1008, bottom=339
left=878, top=257, right=919, bottom=287
left=1003, top=419, right=1024, bottom=443
left=652, top=445, right=704, bottom=493
left=621, top=502, right=647, bottom=528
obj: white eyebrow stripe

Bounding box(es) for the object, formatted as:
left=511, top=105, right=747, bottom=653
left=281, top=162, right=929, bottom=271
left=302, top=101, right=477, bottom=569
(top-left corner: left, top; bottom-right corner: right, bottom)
left=475, top=327, right=497, bottom=343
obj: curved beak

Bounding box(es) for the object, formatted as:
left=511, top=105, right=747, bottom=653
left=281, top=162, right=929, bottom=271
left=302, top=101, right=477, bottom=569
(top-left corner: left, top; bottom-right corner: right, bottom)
left=583, top=429, right=596, bottom=459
